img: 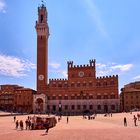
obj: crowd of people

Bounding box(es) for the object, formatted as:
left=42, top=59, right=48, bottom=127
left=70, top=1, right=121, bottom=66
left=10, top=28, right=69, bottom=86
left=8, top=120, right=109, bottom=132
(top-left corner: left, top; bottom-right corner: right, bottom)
left=14, top=116, right=36, bottom=130
left=13, top=115, right=57, bottom=134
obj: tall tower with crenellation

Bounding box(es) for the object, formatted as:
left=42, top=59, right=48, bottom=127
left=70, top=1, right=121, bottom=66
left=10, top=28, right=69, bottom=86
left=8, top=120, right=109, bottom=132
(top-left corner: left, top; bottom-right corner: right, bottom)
left=35, top=3, right=49, bottom=94
left=33, top=2, right=49, bottom=113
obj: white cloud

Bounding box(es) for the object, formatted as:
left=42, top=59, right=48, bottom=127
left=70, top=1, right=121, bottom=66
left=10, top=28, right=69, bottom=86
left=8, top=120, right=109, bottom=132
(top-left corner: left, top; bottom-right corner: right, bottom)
left=0, top=0, right=6, bottom=13
left=97, top=62, right=133, bottom=76
left=96, top=63, right=106, bottom=68
left=133, top=75, right=140, bottom=80
left=83, top=0, right=108, bottom=37
left=0, top=54, right=36, bottom=77
left=49, top=62, right=60, bottom=69
left=111, top=64, right=133, bottom=72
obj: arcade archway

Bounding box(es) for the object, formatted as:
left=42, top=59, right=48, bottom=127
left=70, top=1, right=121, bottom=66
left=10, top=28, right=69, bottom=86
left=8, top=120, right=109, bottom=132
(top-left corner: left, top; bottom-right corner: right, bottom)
left=33, top=94, right=46, bottom=114
left=35, top=98, right=44, bottom=113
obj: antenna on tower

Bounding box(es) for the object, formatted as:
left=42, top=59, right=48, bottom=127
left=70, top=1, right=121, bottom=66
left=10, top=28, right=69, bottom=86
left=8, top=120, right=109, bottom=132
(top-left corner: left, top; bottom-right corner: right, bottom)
left=41, top=0, right=46, bottom=6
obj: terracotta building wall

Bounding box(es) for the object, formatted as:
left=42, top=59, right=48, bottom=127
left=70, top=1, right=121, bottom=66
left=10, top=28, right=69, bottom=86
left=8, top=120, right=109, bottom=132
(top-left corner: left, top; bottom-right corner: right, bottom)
left=47, top=68, right=118, bottom=100
left=14, top=88, right=36, bottom=113
left=120, top=81, right=140, bottom=112
left=0, top=85, right=23, bottom=111
left=45, top=61, right=119, bottom=114
left=123, top=92, right=140, bottom=111
left=95, top=75, right=119, bottom=99
left=0, top=85, right=36, bottom=113
left=68, top=60, right=96, bottom=82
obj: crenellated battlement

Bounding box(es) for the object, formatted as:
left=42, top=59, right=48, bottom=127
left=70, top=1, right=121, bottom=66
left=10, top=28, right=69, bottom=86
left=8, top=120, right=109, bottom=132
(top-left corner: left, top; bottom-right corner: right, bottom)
left=73, top=64, right=90, bottom=68
left=96, top=75, right=118, bottom=80
left=49, top=78, right=68, bottom=82
left=67, top=61, right=74, bottom=68
left=67, top=59, right=96, bottom=69
left=89, top=59, right=96, bottom=67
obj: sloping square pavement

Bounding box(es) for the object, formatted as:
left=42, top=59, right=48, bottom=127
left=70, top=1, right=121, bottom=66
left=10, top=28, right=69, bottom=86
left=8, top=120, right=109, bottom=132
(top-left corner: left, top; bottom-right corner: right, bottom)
left=0, top=112, right=140, bottom=140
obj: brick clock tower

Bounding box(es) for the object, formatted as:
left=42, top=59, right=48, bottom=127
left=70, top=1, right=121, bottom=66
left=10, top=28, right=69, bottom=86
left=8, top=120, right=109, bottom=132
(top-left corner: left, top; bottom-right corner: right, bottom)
left=33, top=3, right=49, bottom=113
left=36, top=4, right=49, bottom=94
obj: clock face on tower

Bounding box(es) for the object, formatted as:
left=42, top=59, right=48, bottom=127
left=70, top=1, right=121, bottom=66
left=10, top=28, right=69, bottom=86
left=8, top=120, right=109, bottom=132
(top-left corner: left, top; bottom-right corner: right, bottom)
left=38, top=74, right=44, bottom=80
left=78, top=71, right=84, bottom=77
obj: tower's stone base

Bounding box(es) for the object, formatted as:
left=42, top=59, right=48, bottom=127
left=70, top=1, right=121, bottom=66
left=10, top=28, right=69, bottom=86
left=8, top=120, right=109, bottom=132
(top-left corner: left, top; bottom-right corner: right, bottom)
left=33, top=94, right=46, bottom=113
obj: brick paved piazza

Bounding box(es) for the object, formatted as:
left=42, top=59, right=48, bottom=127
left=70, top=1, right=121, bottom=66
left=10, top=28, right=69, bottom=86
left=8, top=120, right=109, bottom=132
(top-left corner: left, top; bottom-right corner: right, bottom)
left=0, top=112, right=140, bottom=140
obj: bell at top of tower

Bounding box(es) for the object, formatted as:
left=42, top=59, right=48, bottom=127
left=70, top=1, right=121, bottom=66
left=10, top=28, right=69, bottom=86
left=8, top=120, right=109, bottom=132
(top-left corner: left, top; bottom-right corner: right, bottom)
left=37, top=1, right=48, bottom=24
left=35, top=0, right=49, bottom=36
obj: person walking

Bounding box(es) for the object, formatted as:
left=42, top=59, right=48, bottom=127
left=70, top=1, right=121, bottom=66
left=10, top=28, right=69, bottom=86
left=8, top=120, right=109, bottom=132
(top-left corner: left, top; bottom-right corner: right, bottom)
left=20, top=120, right=24, bottom=130
left=67, top=116, right=69, bottom=124
left=15, top=120, right=19, bottom=129
left=133, top=115, right=137, bottom=126
left=124, top=117, right=127, bottom=126
left=14, top=116, right=16, bottom=122
left=29, top=120, right=32, bottom=130
left=25, top=119, right=29, bottom=130
left=44, top=119, right=49, bottom=134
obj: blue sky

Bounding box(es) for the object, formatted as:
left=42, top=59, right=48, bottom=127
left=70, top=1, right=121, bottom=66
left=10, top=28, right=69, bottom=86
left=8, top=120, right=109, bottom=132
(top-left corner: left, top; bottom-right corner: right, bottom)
left=0, top=0, right=140, bottom=92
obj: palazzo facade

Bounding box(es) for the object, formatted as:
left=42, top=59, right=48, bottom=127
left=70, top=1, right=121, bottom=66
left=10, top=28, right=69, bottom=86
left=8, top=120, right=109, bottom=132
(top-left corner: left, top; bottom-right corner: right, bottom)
left=0, top=85, right=36, bottom=113
left=120, top=81, right=140, bottom=112
left=33, top=4, right=120, bottom=115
